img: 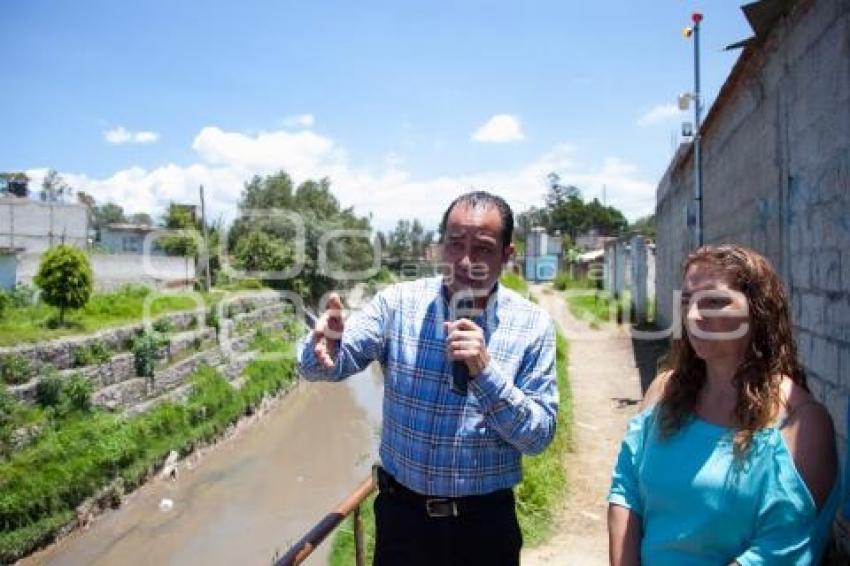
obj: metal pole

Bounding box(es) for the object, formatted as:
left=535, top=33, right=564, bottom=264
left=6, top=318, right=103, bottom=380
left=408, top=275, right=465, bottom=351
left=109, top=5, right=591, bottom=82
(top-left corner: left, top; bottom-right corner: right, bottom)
left=353, top=504, right=365, bottom=566
left=693, top=13, right=704, bottom=247
left=199, top=185, right=212, bottom=291
left=274, top=475, right=376, bottom=566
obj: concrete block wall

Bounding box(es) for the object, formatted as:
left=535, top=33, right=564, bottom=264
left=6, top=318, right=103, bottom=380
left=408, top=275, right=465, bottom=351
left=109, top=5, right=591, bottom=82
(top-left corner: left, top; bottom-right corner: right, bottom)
left=654, top=0, right=850, bottom=548
left=15, top=252, right=196, bottom=291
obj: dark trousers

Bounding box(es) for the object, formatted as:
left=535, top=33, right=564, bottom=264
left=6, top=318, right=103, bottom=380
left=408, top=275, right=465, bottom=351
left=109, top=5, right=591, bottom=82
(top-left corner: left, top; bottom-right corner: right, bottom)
left=372, top=483, right=522, bottom=566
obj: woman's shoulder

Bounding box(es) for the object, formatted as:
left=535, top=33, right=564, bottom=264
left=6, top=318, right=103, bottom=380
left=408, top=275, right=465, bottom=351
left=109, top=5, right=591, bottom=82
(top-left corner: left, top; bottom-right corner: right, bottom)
left=777, top=376, right=837, bottom=510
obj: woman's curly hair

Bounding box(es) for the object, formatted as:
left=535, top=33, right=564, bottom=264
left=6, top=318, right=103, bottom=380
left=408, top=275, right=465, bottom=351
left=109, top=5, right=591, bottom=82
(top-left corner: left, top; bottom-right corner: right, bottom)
left=658, top=244, right=806, bottom=457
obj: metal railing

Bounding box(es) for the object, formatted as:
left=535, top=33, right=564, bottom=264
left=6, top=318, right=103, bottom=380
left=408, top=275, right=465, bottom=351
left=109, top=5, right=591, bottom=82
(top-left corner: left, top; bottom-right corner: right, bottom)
left=273, top=472, right=377, bottom=566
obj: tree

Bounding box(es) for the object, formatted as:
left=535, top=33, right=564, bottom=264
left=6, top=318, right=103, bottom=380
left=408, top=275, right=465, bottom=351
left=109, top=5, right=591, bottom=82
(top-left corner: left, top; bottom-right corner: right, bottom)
left=630, top=214, right=656, bottom=238
left=383, top=219, right=433, bottom=263
left=93, top=203, right=126, bottom=228
left=76, top=191, right=96, bottom=209
left=128, top=212, right=153, bottom=226
left=542, top=172, right=628, bottom=239
left=239, top=171, right=294, bottom=210
left=234, top=231, right=293, bottom=272
left=160, top=202, right=200, bottom=256
left=40, top=170, right=72, bottom=202
left=227, top=170, right=376, bottom=300
left=584, top=198, right=627, bottom=235
left=34, top=245, right=93, bottom=326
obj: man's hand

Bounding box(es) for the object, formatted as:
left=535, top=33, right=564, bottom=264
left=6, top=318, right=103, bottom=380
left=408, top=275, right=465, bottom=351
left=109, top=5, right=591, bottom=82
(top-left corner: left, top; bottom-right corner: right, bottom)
left=444, top=318, right=489, bottom=377
left=314, top=293, right=345, bottom=369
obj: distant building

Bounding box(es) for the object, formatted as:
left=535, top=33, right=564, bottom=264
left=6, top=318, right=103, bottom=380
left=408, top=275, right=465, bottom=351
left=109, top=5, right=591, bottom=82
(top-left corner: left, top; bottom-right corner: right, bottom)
left=575, top=230, right=615, bottom=252
left=0, top=198, right=89, bottom=252
left=523, top=227, right=562, bottom=282
left=100, top=223, right=164, bottom=255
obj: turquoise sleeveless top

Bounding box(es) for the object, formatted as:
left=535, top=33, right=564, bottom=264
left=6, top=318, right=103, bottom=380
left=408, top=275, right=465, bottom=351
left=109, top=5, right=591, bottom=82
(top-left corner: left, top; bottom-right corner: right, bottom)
left=609, top=407, right=840, bottom=565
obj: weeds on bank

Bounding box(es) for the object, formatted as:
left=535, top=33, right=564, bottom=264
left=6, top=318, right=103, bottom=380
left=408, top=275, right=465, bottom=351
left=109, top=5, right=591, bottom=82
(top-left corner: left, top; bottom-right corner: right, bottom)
left=0, top=331, right=297, bottom=562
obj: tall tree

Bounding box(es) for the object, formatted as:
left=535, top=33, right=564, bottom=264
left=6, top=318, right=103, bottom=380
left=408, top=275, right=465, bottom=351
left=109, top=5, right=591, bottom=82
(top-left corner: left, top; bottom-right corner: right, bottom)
left=228, top=170, right=375, bottom=300
left=160, top=202, right=201, bottom=256
left=93, top=203, right=126, bottom=229
left=630, top=214, right=656, bottom=238
left=40, top=170, right=72, bottom=202
left=128, top=212, right=154, bottom=226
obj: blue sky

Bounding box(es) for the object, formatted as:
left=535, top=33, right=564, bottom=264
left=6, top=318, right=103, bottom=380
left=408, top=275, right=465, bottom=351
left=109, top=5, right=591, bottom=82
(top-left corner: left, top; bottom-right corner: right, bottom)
left=0, top=1, right=753, bottom=230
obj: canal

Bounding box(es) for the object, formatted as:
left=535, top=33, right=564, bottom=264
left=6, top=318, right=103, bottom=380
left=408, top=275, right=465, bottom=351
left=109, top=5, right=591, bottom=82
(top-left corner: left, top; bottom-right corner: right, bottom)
left=25, top=365, right=384, bottom=566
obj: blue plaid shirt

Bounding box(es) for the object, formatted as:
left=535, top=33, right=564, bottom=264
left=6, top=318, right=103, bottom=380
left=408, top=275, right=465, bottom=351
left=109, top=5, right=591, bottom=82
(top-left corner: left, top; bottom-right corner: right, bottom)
left=296, top=276, right=558, bottom=497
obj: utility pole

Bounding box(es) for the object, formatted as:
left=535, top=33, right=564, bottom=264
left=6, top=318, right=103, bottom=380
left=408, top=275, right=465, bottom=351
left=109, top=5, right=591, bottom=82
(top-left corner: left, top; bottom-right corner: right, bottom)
left=685, top=12, right=704, bottom=247
left=199, top=185, right=212, bottom=291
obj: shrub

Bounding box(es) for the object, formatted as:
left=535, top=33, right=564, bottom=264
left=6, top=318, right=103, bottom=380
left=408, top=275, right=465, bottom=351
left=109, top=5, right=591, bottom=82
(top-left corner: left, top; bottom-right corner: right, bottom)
left=553, top=273, right=594, bottom=291
left=9, top=284, right=37, bottom=307
left=152, top=318, right=173, bottom=334
left=0, top=290, right=11, bottom=319
left=205, top=304, right=220, bottom=331
left=231, top=278, right=263, bottom=290
left=33, top=245, right=94, bottom=325
left=0, top=355, right=33, bottom=385
left=73, top=342, right=112, bottom=367
left=63, top=374, right=93, bottom=413
left=0, top=384, right=15, bottom=430
left=35, top=374, right=64, bottom=409
left=133, top=332, right=164, bottom=378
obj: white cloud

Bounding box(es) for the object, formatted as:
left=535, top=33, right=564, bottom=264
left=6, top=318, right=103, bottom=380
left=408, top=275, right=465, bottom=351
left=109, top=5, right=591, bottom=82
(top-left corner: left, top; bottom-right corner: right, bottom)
left=471, top=114, right=525, bottom=143
left=282, top=113, right=315, bottom=128
left=39, top=125, right=654, bottom=234
left=637, top=104, right=682, bottom=127
left=133, top=131, right=159, bottom=143
left=191, top=126, right=339, bottom=176
left=104, top=126, right=160, bottom=145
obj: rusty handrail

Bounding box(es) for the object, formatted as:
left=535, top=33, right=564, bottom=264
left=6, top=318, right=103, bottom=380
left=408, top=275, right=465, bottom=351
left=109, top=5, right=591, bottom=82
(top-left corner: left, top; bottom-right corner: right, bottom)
left=273, top=473, right=377, bottom=566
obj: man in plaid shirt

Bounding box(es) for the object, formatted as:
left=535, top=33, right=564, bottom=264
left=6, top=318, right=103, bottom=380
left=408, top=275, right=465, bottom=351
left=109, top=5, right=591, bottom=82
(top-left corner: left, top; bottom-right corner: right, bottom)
left=297, top=191, right=558, bottom=566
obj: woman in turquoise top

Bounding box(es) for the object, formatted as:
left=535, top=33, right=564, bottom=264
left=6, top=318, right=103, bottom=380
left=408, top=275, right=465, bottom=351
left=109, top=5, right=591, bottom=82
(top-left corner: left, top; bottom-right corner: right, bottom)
left=608, top=245, right=839, bottom=565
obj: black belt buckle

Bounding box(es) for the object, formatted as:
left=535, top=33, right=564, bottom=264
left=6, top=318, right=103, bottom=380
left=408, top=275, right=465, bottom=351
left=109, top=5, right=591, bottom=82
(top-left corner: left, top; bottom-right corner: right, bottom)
left=425, top=498, right=459, bottom=518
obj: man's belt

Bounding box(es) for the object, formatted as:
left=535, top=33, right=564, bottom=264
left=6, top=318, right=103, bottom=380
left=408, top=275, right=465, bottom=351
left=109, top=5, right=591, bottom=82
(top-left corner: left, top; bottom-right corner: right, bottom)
left=374, top=466, right=513, bottom=518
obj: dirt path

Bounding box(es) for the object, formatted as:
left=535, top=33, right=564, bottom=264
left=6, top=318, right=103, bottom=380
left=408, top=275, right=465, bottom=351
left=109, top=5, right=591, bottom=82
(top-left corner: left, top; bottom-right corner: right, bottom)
left=521, top=284, right=644, bottom=565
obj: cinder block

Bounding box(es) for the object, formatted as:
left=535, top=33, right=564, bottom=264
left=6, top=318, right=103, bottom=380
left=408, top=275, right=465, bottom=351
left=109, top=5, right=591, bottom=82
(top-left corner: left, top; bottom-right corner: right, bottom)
left=811, top=248, right=843, bottom=292
left=799, top=292, right=826, bottom=332
left=808, top=335, right=841, bottom=386
left=819, top=380, right=849, bottom=447
left=844, top=250, right=850, bottom=294
left=825, top=297, right=850, bottom=343
left=796, top=328, right=814, bottom=369
left=840, top=344, right=850, bottom=390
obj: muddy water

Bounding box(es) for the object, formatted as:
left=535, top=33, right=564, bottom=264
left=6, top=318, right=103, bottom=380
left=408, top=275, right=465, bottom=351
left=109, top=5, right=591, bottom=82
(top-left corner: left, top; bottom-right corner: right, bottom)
left=25, top=365, right=384, bottom=566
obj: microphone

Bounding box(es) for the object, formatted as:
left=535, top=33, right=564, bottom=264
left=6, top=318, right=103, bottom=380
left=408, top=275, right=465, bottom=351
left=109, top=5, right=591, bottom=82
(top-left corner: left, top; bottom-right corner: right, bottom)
left=449, top=297, right=475, bottom=395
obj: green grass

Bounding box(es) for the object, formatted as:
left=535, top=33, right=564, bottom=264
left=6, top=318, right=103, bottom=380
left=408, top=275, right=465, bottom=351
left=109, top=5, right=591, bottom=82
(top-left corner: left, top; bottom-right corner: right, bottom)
left=328, top=328, right=572, bottom=564
left=555, top=273, right=651, bottom=328
left=500, top=270, right=529, bottom=296
left=515, top=329, right=572, bottom=544
left=0, top=285, right=225, bottom=346
left=553, top=272, right=597, bottom=291
left=328, top=494, right=377, bottom=566
left=0, top=325, right=298, bottom=563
